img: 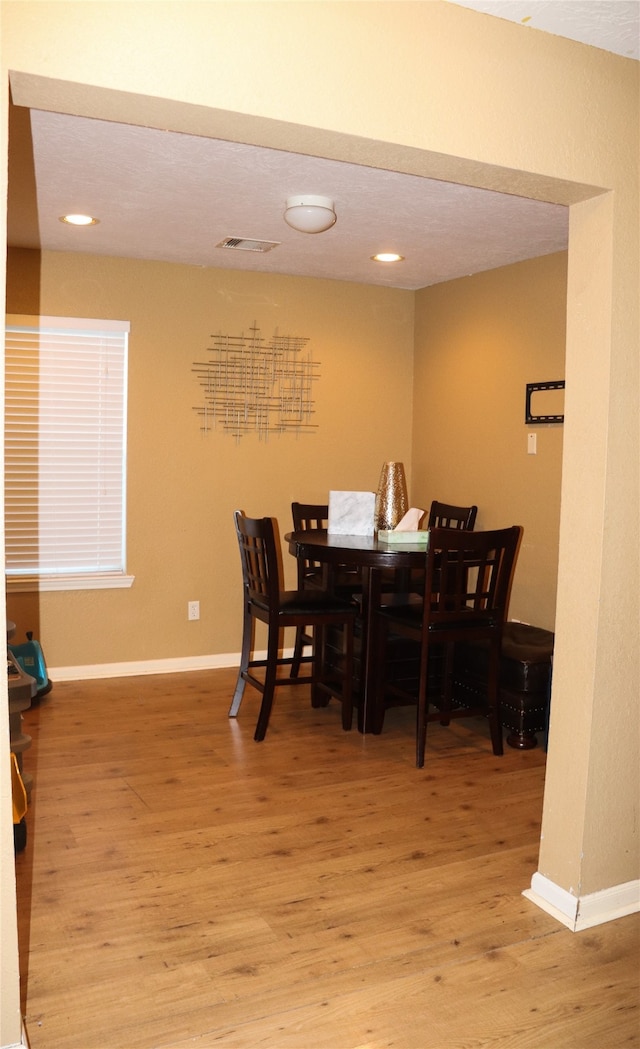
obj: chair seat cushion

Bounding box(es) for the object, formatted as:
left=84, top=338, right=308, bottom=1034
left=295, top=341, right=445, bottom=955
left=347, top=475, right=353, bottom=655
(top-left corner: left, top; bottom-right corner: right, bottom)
left=378, top=602, right=422, bottom=628
left=302, top=569, right=325, bottom=589
left=250, top=590, right=356, bottom=616
left=282, top=591, right=357, bottom=616
left=285, top=591, right=358, bottom=612
left=303, top=567, right=361, bottom=594
left=380, top=601, right=496, bottom=634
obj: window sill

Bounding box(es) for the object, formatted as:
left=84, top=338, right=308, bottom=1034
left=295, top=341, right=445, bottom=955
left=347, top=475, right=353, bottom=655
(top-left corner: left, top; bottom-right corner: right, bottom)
left=6, top=573, right=135, bottom=593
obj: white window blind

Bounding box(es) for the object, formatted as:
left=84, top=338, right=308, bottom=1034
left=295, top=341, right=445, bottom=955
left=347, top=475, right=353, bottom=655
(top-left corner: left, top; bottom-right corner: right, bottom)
left=4, top=315, right=133, bottom=592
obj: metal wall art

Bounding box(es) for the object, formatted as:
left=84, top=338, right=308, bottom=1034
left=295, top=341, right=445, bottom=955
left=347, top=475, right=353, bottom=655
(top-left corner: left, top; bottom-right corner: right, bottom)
left=525, top=380, right=565, bottom=424
left=192, top=323, right=319, bottom=441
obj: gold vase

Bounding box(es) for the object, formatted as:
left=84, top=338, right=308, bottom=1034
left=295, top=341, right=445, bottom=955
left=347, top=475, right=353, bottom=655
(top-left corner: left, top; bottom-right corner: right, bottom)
left=375, top=461, right=408, bottom=531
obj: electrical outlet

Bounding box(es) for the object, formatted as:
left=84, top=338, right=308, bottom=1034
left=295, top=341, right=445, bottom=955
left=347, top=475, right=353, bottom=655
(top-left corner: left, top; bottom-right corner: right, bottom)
left=188, top=600, right=200, bottom=621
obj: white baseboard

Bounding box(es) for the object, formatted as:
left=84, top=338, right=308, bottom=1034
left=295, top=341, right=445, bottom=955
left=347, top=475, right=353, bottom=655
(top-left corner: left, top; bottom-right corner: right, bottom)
left=49, top=652, right=239, bottom=681
left=48, top=648, right=305, bottom=682
left=1, top=1020, right=31, bottom=1049
left=523, top=872, right=640, bottom=931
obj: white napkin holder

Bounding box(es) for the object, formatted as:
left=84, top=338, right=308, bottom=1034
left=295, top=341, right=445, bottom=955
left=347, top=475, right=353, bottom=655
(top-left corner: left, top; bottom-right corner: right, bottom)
left=328, top=491, right=376, bottom=536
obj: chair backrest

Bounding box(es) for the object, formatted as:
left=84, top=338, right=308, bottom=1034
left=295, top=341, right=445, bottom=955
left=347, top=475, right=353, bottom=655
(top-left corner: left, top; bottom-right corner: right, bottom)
left=291, top=502, right=329, bottom=531
left=291, top=502, right=329, bottom=582
left=427, top=500, right=478, bottom=531
left=425, top=526, right=521, bottom=631
left=234, top=510, right=281, bottom=609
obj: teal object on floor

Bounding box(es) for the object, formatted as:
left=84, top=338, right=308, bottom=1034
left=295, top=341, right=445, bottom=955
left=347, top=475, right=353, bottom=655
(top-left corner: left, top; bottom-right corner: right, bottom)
left=8, top=632, right=52, bottom=697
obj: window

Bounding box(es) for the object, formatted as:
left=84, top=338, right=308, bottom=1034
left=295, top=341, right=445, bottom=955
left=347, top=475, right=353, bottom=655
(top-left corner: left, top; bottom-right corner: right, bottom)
left=4, top=315, right=133, bottom=592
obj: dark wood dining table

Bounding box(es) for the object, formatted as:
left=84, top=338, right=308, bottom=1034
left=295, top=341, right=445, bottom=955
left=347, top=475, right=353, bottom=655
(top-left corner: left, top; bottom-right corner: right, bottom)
left=285, top=529, right=428, bottom=733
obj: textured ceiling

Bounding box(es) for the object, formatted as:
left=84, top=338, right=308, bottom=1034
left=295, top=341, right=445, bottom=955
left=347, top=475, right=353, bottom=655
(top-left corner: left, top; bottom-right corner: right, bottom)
left=9, top=1, right=635, bottom=290
left=10, top=109, right=569, bottom=292
left=449, top=1, right=640, bottom=59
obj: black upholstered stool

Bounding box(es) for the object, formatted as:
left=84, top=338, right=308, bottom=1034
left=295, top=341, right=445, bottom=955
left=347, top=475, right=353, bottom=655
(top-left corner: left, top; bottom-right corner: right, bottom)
left=452, top=622, right=554, bottom=749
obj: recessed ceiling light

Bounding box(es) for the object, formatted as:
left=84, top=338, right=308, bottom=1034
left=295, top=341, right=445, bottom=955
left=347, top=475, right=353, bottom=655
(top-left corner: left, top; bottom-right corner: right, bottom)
left=372, top=252, right=404, bottom=263
left=59, top=214, right=99, bottom=226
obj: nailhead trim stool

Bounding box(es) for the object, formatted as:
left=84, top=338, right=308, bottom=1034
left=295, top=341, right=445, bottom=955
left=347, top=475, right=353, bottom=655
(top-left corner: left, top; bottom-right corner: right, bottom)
left=452, top=621, right=554, bottom=749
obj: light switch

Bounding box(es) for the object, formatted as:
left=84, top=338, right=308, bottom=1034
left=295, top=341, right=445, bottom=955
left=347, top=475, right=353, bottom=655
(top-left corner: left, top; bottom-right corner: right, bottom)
left=527, top=433, right=537, bottom=455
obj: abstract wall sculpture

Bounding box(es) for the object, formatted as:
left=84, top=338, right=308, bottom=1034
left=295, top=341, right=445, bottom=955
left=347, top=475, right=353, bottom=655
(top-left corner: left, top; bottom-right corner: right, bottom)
left=192, top=323, right=320, bottom=441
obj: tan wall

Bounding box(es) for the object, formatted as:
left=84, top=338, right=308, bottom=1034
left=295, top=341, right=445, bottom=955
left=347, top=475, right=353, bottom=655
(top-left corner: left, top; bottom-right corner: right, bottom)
left=1, top=5, right=638, bottom=1041
left=6, top=248, right=414, bottom=666
left=413, top=253, right=567, bottom=632
left=6, top=249, right=567, bottom=663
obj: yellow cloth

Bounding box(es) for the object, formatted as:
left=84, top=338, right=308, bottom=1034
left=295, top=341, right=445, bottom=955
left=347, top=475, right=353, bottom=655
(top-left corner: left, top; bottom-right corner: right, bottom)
left=11, top=752, right=27, bottom=824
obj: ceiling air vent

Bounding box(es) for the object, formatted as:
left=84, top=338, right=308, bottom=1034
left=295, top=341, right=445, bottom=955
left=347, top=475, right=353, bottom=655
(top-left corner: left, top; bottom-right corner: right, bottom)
left=217, top=237, right=280, bottom=253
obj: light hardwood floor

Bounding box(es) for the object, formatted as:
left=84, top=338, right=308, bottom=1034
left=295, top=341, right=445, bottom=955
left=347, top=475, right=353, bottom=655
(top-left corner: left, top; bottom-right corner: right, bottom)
left=15, top=669, right=639, bottom=1049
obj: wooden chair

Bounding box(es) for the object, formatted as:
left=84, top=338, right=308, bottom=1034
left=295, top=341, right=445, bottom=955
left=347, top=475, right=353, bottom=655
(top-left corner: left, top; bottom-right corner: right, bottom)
left=290, top=502, right=361, bottom=678
left=229, top=510, right=358, bottom=740
left=290, top=502, right=328, bottom=678
left=375, top=525, right=522, bottom=766
left=428, top=500, right=478, bottom=530
left=291, top=502, right=329, bottom=588
left=406, top=500, right=478, bottom=596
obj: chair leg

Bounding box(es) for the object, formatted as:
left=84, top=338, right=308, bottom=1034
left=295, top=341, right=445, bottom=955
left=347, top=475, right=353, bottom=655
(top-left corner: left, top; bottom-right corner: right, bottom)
left=341, top=619, right=354, bottom=731
left=229, top=604, right=252, bottom=717
left=254, top=626, right=280, bottom=742
left=486, top=644, right=504, bottom=756
left=290, top=625, right=306, bottom=679
left=416, top=700, right=427, bottom=768
left=416, top=639, right=433, bottom=768
left=311, top=625, right=331, bottom=707
left=439, top=642, right=455, bottom=727
left=371, top=615, right=388, bottom=735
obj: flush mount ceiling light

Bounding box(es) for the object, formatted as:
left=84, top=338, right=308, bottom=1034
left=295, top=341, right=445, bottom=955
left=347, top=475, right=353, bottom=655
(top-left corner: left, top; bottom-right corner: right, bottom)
left=372, top=252, right=404, bottom=263
left=59, top=213, right=99, bottom=226
left=284, top=195, right=336, bottom=234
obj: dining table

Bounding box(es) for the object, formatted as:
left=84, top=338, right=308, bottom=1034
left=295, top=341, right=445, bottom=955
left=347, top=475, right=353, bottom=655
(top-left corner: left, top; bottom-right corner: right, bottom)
left=285, top=529, right=429, bottom=733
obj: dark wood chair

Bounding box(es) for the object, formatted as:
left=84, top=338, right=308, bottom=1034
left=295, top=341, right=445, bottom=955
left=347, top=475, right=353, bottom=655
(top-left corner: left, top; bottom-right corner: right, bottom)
left=375, top=525, right=522, bottom=766
left=290, top=501, right=361, bottom=678
left=405, top=500, right=478, bottom=596
left=229, top=510, right=357, bottom=741
left=428, top=500, right=478, bottom=530
left=291, top=502, right=329, bottom=588
left=290, top=502, right=329, bottom=678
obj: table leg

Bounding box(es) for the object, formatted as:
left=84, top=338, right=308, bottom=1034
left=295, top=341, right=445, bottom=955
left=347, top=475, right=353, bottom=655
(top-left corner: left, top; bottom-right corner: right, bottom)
left=358, top=565, right=384, bottom=734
